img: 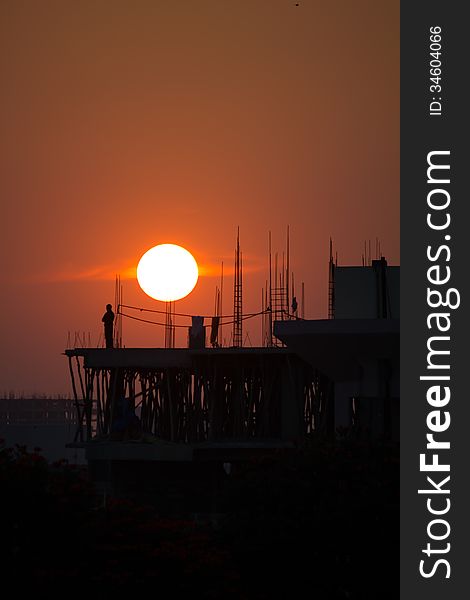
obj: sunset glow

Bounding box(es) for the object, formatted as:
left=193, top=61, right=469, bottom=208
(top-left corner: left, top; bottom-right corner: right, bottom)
left=0, top=1, right=399, bottom=394
left=137, top=244, right=199, bottom=302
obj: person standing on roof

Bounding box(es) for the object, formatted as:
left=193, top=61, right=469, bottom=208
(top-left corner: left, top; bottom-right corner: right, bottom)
left=102, top=304, right=115, bottom=348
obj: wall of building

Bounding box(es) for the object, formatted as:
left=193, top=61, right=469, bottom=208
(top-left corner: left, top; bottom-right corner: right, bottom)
left=333, top=263, right=400, bottom=319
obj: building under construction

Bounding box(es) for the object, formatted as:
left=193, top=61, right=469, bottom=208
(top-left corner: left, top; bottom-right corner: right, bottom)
left=65, top=235, right=399, bottom=493
left=276, top=244, right=399, bottom=441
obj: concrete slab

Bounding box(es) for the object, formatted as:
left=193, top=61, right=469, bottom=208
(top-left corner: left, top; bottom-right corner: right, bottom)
left=85, top=439, right=194, bottom=462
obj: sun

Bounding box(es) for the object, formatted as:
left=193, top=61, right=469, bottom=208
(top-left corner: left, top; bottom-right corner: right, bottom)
left=137, top=244, right=199, bottom=302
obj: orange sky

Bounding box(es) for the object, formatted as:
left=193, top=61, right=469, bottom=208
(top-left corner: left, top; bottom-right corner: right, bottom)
left=0, top=0, right=399, bottom=395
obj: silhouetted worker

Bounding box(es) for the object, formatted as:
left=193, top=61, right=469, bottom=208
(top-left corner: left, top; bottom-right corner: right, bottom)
left=210, top=316, right=220, bottom=348
left=291, top=296, right=298, bottom=315
left=102, top=303, right=115, bottom=348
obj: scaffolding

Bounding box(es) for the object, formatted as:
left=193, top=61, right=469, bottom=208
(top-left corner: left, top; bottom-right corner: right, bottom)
left=232, top=228, right=243, bottom=347
left=65, top=347, right=331, bottom=446
left=268, top=227, right=296, bottom=347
